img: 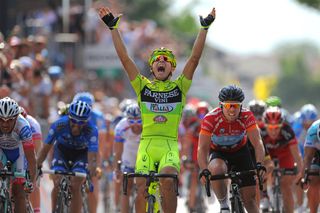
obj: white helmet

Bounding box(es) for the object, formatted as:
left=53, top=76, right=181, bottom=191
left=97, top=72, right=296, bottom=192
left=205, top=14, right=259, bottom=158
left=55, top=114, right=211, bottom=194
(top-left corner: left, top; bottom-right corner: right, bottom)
left=0, top=97, right=21, bottom=119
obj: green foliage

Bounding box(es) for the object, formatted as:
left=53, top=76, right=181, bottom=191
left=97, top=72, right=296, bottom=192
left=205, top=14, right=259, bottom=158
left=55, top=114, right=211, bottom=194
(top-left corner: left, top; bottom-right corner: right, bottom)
left=272, top=43, right=320, bottom=110
left=295, top=0, right=320, bottom=10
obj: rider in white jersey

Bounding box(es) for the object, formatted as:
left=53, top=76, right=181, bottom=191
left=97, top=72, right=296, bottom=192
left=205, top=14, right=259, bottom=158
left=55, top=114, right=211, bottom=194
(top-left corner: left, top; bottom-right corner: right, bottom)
left=114, top=103, right=142, bottom=213
left=21, top=108, right=43, bottom=213
left=0, top=97, right=36, bottom=213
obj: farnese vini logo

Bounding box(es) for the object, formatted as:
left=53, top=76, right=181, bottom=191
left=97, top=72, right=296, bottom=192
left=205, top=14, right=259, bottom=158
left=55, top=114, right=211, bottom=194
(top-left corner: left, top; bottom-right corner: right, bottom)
left=153, top=115, right=167, bottom=123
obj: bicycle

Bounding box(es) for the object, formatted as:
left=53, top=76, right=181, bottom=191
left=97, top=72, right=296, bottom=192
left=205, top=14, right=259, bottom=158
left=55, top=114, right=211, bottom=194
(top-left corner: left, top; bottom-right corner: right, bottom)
left=81, top=174, right=94, bottom=213
left=270, top=159, right=297, bottom=213
left=201, top=168, right=262, bottom=213
left=182, top=157, right=207, bottom=213
left=123, top=166, right=179, bottom=213
left=38, top=168, right=88, bottom=213
left=100, top=159, right=113, bottom=212
left=0, top=161, right=25, bottom=213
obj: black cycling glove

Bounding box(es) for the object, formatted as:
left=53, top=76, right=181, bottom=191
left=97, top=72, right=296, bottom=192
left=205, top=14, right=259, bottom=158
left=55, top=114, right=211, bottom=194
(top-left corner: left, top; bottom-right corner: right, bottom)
left=101, top=13, right=121, bottom=30
left=200, top=14, right=215, bottom=30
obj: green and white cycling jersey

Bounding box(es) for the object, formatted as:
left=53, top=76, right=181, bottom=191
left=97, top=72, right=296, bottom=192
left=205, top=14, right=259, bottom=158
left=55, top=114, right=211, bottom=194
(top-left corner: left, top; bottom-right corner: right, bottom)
left=131, top=74, right=191, bottom=139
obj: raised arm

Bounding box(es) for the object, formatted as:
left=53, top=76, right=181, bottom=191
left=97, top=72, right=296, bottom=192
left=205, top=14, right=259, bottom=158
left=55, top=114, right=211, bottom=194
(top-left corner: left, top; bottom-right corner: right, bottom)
left=183, top=8, right=216, bottom=80
left=99, top=7, right=140, bottom=81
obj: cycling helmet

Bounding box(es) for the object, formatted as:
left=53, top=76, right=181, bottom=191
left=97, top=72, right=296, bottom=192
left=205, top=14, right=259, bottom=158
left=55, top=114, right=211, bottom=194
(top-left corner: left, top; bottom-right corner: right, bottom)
left=218, top=85, right=245, bottom=102
left=265, top=96, right=282, bottom=107
left=196, top=101, right=211, bottom=119
left=183, top=104, right=197, bottom=119
left=69, top=101, right=91, bottom=121
left=125, top=104, right=141, bottom=119
left=119, top=99, right=137, bottom=113
left=300, top=104, right=318, bottom=122
left=263, top=107, right=283, bottom=124
left=248, top=100, right=267, bottom=118
left=148, top=47, right=177, bottom=68
left=0, top=97, right=21, bottom=119
left=73, top=92, right=95, bottom=107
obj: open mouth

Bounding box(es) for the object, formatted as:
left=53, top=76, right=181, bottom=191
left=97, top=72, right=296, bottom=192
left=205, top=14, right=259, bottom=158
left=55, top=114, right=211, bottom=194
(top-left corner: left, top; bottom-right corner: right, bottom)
left=157, top=65, right=165, bottom=72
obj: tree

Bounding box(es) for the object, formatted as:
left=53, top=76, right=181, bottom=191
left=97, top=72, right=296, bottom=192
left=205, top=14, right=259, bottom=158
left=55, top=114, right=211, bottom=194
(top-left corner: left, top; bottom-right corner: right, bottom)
left=295, top=0, right=320, bottom=10
left=273, top=43, right=320, bottom=110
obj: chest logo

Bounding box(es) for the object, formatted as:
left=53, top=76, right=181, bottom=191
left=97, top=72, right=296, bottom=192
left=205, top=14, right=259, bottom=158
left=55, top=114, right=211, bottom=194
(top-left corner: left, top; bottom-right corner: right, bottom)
left=150, top=104, right=174, bottom=113
left=153, top=115, right=167, bottom=123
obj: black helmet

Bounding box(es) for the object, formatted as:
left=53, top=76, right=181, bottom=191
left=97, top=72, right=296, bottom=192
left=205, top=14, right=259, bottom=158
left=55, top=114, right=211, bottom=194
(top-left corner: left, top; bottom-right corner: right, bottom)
left=218, top=85, right=245, bottom=102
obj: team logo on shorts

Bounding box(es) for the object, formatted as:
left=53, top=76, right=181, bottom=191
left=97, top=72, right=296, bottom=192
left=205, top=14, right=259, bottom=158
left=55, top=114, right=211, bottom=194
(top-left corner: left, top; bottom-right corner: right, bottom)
left=153, top=115, right=167, bottom=123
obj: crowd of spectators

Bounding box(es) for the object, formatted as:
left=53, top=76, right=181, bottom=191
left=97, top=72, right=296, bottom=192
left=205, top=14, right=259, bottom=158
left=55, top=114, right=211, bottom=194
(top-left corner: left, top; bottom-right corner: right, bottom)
left=0, top=1, right=189, bottom=134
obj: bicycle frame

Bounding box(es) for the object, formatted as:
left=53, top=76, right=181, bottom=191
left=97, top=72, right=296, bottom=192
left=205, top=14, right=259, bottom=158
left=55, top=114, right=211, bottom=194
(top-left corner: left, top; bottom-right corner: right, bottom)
left=39, top=169, right=87, bottom=213
left=271, top=160, right=297, bottom=213
left=202, top=169, right=259, bottom=213
left=123, top=172, right=179, bottom=213
left=0, top=162, right=25, bottom=213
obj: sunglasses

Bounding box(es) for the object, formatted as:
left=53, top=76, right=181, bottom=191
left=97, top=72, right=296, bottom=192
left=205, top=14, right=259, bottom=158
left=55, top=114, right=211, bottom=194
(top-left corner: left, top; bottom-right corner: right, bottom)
left=0, top=116, right=18, bottom=122
left=265, top=123, right=282, bottom=129
left=128, top=119, right=142, bottom=125
left=69, top=117, right=88, bottom=125
left=221, top=102, right=242, bottom=110
left=151, top=55, right=174, bottom=64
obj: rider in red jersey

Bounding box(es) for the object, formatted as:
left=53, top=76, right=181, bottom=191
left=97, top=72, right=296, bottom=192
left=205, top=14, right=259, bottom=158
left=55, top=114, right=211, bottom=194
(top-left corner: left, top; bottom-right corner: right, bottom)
left=198, top=85, right=265, bottom=213
left=260, top=107, right=303, bottom=213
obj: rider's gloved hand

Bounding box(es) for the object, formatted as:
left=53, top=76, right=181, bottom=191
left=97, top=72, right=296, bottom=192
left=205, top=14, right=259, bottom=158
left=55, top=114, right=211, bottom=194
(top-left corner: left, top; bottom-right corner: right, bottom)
left=200, top=8, right=216, bottom=30
left=256, top=162, right=267, bottom=178
left=199, top=168, right=211, bottom=185
left=24, top=181, right=34, bottom=193
left=101, top=12, right=121, bottom=30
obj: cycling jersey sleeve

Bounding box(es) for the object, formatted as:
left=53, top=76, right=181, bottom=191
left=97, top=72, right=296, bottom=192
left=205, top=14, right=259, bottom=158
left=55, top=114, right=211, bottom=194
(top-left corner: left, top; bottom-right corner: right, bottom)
left=44, top=122, right=58, bottom=145
left=305, top=121, right=319, bottom=148
left=20, top=125, right=34, bottom=150
left=87, top=126, right=99, bottom=152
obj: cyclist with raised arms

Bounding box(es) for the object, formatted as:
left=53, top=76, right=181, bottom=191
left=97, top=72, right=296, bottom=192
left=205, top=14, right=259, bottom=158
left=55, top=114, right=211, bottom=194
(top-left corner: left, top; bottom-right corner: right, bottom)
left=0, top=97, right=36, bottom=213
left=198, top=85, right=266, bottom=213
left=99, top=5, right=215, bottom=213
left=114, top=103, right=142, bottom=213
left=300, top=119, right=320, bottom=213
left=37, top=100, right=98, bottom=213
left=261, top=107, right=303, bottom=213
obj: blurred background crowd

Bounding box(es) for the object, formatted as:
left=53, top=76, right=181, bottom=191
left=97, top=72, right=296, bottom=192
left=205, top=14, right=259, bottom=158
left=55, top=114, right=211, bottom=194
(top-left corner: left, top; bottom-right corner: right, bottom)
left=0, top=0, right=320, bottom=134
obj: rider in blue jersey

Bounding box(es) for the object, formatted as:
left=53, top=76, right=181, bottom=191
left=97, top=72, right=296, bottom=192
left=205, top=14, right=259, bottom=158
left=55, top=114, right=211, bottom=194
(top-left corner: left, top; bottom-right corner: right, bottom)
left=292, top=104, right=318, bottom=157
left=37, top=100, right=98, bottom=213
left=73, top=92, right=106, bottom=213
left=300, top=119, right=320, bottom=213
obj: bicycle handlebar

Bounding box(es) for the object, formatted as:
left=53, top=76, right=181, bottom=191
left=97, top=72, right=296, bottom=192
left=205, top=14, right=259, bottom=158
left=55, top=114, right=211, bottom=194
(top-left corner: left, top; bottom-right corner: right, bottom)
left=40, top=169, right=87, bottom=178
left=0, top=170, right=25, bottom=178
left=123, top=172, right=179, bottom=196
left=202, top=169, right=262, bottom=197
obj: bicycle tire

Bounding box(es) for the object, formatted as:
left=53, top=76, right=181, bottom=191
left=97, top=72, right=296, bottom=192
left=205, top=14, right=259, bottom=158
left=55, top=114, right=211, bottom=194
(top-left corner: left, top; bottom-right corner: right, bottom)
left=26, top=200, right=34, bottom=213
left=232, top=195, right=245, bottom=213
left=147, top=195, right=155, bottom=213
left=0, top=192, right=13, bottom=213
left=102, top=179, right=111, bottom=212
left=55, top=190, right=67, bottom=213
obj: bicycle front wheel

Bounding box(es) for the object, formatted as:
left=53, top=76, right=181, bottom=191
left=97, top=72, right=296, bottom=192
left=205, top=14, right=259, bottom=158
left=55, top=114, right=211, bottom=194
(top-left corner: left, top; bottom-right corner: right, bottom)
left=231, top=195, right=245, bottom=213
left=55, top=191, right=68, bottom=213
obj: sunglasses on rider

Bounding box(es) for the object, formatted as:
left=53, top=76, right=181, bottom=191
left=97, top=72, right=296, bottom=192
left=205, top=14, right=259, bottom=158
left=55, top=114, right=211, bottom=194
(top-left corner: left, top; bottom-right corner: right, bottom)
left=0, top=116, right=18, bottom=122
left=69, top=116, right=88, bottom=125
left=221, top=102, right=242, bottom=110
left=265, top=123, right=282, bottom=129
left=128, top=119, right=142, bottom=125
left=151, top=55, right=174, bottom=65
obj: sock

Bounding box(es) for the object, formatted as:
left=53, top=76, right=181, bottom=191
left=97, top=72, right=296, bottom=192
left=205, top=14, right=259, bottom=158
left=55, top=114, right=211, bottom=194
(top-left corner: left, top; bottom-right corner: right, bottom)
left=218, top=196, right=229, bottom=209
